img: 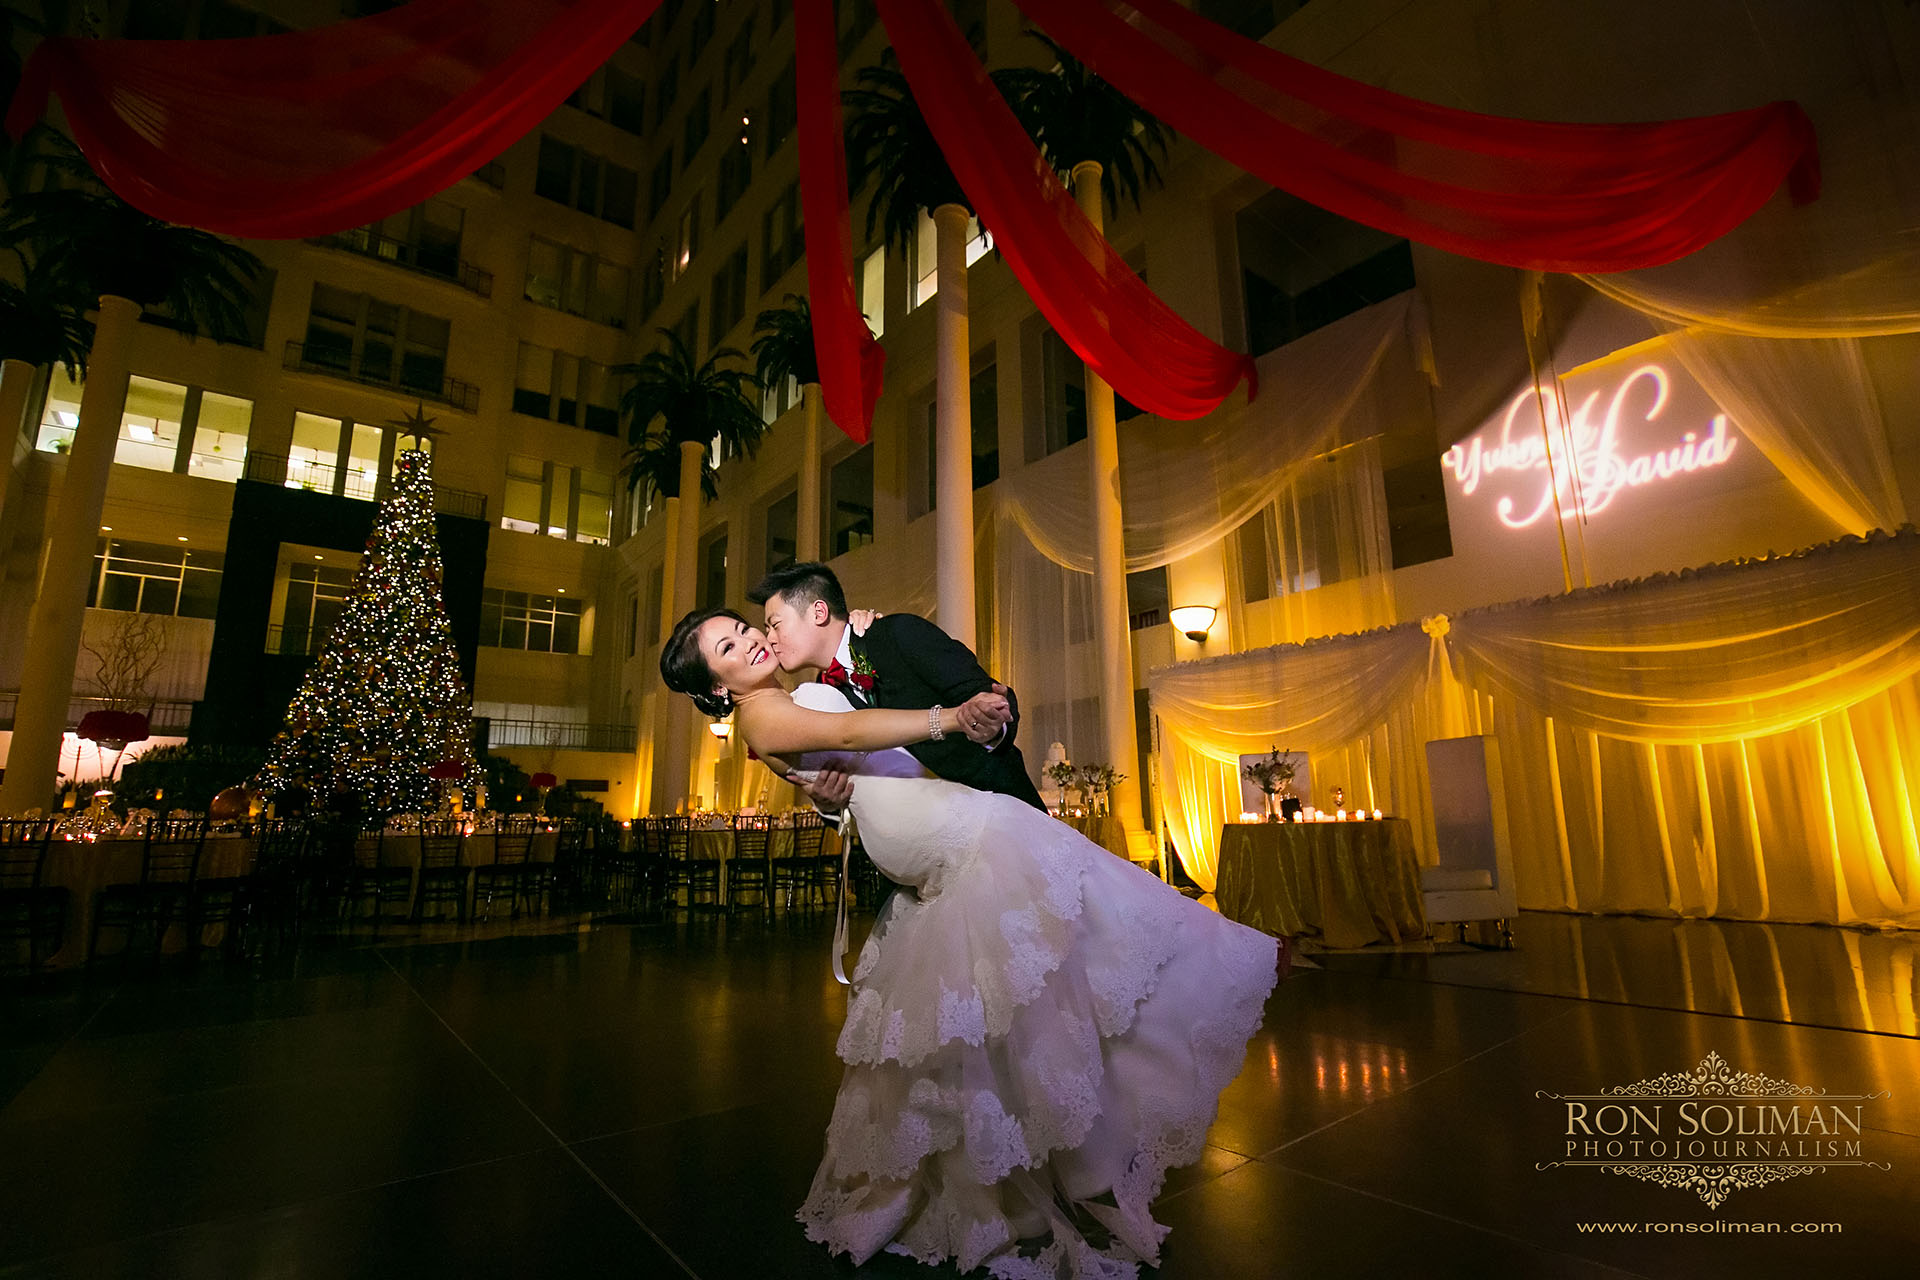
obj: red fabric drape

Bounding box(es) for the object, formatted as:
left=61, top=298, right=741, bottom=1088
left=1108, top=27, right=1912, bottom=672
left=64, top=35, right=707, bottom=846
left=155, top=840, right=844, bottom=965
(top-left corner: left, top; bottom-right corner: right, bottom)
left=875, top=0, right=1255, bottom=421
left=796, top=0, right=883, bottom=444
left=6, top=0, right=661, bottom=239
left=1011, top=0, right=1818, bottom=273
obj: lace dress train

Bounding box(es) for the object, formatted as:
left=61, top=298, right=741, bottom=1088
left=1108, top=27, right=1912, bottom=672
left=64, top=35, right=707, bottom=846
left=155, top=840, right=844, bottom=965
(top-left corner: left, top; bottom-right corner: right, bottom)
left=795, top=774, right=1279, bottom=1279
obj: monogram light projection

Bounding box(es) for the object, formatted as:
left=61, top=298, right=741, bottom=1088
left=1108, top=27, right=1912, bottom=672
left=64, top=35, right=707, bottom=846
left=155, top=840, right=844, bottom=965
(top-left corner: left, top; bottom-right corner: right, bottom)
left=1443, top=364, right=1741, bottom=530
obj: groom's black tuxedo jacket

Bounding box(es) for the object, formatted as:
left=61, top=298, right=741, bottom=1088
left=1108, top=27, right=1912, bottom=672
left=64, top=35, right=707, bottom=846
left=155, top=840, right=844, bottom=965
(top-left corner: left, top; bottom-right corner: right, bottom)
left=848, top=613, right=1047, bottom=811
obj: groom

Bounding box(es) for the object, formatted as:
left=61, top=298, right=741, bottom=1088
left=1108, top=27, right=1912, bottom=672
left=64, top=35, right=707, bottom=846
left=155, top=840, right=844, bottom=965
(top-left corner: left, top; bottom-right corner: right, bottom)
left=749, top=562, right=1047, bottom=816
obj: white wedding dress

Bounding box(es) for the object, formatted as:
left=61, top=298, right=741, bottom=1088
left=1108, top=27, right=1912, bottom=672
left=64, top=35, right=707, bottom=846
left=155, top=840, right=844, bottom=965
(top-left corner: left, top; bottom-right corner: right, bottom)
left=788, top=683, right=1280, bottom=1279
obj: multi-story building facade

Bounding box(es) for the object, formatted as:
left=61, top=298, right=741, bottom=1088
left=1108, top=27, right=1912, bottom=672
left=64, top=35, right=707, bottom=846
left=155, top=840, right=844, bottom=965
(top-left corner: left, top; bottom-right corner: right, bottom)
left=2, top=0, right=1914, bottom=840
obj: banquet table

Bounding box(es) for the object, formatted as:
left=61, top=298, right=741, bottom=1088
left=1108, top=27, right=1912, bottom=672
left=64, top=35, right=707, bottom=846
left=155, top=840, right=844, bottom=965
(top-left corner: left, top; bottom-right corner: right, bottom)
left=684, top=822, right=842, bottom=905
left=359, top=829, right=560, bottom=917
left=1213, top=819, right=1429, bottom=949
left=1060, top=813, right=1132, bottom=861
left=38, top=833, right=257, bottom=969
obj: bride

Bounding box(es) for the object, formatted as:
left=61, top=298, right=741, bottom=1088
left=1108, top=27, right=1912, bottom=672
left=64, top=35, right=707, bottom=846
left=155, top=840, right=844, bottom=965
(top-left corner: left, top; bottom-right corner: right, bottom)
left=660, top=606, right=1280, bottom=1280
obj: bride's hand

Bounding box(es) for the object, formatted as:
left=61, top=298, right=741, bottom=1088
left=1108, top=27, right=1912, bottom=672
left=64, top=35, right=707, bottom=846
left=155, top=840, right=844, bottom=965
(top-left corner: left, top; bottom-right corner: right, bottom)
left=957, top=689, right=1012, bottom=744
left=848, top=608, right=882, bottom=637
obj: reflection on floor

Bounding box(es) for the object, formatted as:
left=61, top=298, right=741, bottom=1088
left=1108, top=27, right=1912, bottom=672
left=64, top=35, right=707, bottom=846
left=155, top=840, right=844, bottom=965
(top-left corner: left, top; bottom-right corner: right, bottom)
left=1309, top=910, right=1920, bottom=1038
left=2, top=907, right=1915, bottom=1277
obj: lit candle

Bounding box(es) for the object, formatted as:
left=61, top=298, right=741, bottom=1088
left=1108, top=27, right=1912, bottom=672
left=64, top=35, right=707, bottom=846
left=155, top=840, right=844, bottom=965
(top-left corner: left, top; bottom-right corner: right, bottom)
left=1336, top=809, right=1347, bottom=821
left=1373, top=808, right=1383, bottom=820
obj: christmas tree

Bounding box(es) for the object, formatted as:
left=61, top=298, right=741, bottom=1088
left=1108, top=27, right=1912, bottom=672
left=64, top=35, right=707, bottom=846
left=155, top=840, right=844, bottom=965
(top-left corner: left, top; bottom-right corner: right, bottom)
left=255, top=441, right=478, bottom=816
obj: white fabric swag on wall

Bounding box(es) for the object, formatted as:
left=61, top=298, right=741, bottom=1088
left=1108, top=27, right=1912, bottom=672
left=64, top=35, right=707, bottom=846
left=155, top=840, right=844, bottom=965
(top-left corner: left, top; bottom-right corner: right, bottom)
left=1149, top=531, right=1920, bottom=929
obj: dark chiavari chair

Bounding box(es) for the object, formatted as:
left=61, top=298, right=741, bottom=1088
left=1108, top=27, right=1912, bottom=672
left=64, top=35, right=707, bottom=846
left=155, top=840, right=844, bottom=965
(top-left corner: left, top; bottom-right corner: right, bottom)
left=726, top=814, right=773, bottom=913
left=474, top=825, right=533, bottom=921
left=633, top=817, right=672, bottom=906
left=340, top=829, right=412, bottom=932
left=769, top=814, right=814, bottom=909
left=90, top=816, right=207, bottom=965
left=0, top=819, right=64, bottom=971
left=786, top=811, right=831, bottom=908
left=413, top=819, right=469, bottom=921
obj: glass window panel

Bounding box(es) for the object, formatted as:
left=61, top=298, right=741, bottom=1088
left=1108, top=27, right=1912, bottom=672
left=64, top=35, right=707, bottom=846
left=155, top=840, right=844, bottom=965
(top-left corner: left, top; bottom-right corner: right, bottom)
left=526, top=619, right=554, bottom=652
left=99, top=573, right=141, bottom=611
left=603, top=163, right=638, bottom=227
left=514, top=342, right=554, bottom=418
left=592, top=262, right=629, bottom=327
left=190, top=392, right=250, bottom=483
left=765, top=490, right=797, bottom=575
left=34, top=366, right=83, bottom=454
left=526, top=237, right=565, bottom=308
left=137, top=577, right=180, bottom=616
left=576, top=470, right=612, bottom=544
left=346, top=422, right=383, bottom=499
left=830, top=445, right=875, bottom=556
left=499, top=615, right=528, bottom=649
left=575, top=153, right=601, bottom=215
left=548, top=467, right=572, bottom=537
left=178, top=569, right=222, bottom=619
left=861, top=247, right=886, bottom=338
left=289, top=412, right=342, bottom=492
left=114, top=376, right=188, bottom=473
left=564, top=251, right=592, bottom=315
left=535, top=135, right=575, bottom=203
left=479, top=591, right=503, bottom=644
left=554, top=609, right=581, bottom=655
left=503, top=455, right=544, bottom=532
left=554, top=355, right=581, bottom=427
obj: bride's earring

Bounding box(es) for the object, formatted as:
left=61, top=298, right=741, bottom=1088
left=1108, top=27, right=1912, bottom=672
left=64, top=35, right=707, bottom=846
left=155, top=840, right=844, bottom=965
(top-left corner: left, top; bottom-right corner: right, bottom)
left=712, top=687, right=733, bottom=713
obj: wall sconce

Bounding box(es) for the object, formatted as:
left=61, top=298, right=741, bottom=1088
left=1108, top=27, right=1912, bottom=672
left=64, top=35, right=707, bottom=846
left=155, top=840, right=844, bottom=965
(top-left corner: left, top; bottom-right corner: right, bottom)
left=1168, top=605, right=1217, bottom=642
left=708, top=720, right=732, bottom=740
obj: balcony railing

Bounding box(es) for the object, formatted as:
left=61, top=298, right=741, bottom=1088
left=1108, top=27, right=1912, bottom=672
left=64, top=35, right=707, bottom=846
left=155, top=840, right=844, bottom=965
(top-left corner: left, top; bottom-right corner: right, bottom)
left=263, top=623, right=331, bottom=658
left=283, top=340, right=480, bottom=414
left=0, top=693, right=196, bottom=736
left=242, top=452, right=488, bottom=521
left=307, top=227, right=494, bottom=297
left=482, top=719, right=638, bottom=753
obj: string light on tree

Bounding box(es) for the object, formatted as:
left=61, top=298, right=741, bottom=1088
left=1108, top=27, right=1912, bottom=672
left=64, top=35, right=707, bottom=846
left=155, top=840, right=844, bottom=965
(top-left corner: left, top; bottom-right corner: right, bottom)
left=253, top=446, right=477, bottom=816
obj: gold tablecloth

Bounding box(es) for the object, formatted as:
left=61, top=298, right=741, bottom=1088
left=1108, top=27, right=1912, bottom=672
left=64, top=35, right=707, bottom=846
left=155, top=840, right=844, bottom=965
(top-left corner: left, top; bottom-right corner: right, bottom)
left=366, top=831, right=560, bottom=916
left=39, top=834, right=256, bottom=968
left=1060, top=814, right=1132, bottom=860
left=686, top=825, right=842, bottom=904
left=1214, top=819, right=1428, bottom=949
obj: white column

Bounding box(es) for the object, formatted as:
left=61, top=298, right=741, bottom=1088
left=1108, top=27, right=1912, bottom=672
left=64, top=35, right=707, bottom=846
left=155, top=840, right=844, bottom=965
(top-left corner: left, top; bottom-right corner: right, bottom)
left=0, top=357, right=37, bottom=534
left=655, top=439, right=706, bottom=813
left=641, top=494, right=682, bottom=814
left=797, top=382, right=823, bottom=562
left=0, top=296, right=139, bottom=815
left=932, top=202, right=976, bottom=649
left=1071, top=162, right=1147, bottom=851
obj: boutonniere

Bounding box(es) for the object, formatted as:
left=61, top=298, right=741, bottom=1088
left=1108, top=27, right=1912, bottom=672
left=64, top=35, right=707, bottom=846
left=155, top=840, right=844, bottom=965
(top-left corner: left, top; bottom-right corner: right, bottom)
left=848, top=653, right=877, bottom=693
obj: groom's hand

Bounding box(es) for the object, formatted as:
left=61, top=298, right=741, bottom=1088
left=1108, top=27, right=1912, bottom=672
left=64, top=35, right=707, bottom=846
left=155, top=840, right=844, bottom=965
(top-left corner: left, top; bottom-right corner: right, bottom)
left=799, top=768, right=853, bottom=815
left=957, top=689, right=1012, bottom=745
left=848, top=608, right=883, bottom=637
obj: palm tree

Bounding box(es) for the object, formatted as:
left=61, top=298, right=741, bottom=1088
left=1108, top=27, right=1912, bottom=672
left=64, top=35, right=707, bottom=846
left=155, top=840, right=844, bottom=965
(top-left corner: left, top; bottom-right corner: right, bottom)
left=0, top=187, right=266, bottom=814
left=844, top=54, right=1015, bottom=648
left=615, top=327, right=765, bottom=812
left=996, top=32, right=1174, bottom=850
left=996, top=31, right=1172, bottom=216
left=0, top=257, right=93, bottom=387
left=751, top=294, right=824, bottom=561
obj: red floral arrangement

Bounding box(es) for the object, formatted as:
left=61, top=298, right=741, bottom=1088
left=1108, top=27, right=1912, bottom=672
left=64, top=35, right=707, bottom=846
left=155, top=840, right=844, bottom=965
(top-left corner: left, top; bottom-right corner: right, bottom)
left=530, top=772, right=558, bottom=789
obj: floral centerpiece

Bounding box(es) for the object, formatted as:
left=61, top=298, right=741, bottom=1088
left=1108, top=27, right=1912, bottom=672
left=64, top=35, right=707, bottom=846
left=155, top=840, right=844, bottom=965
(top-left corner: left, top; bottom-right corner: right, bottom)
left=1076, top=764, right=1128, bottom=818
left=1242, top=746, right=1297, bottom=822
left=1044, top=760, right=1079, bottom=811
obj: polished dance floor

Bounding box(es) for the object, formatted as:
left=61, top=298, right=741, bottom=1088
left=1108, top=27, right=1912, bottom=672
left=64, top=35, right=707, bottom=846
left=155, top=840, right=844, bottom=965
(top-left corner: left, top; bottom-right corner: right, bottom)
left=2, top=906, right=1916, bottom=1278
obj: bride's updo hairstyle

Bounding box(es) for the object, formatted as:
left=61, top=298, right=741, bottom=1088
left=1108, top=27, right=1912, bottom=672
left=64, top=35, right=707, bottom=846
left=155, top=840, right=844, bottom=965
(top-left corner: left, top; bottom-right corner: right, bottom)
left=660, top=606, right=752, bottom=717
